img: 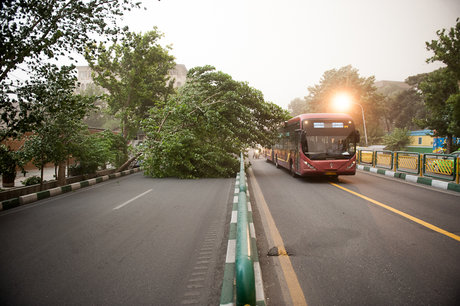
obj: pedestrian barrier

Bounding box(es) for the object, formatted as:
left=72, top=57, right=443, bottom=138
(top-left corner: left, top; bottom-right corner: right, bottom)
left=374, top=151, right=393, bottom=170
left=423, top=153, right=456, bottom=181
left=357, top=149, right=460, bottom=184
left=395, top=151, right=420, bottom=174
left=359, top=150, right=374, bottom=165
left=220, top=153, right=264, bottom=306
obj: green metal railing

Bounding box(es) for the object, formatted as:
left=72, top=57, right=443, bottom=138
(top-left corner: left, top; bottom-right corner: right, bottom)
left=395, top=151, right=420, bottom=174
left=357, top=149, right=459, bottom=183
left=235, top=153, right=256, bottom=306
left=374, top=151, right=393, bottom=170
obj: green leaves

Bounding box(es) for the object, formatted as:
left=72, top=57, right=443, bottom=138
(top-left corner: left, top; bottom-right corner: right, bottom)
left=141, top=66, right=289, bottom=178
left=302, top=65, right=384, bottom=145
left=383, top=128, right=411, bottom=151
left=1, top=0, right=141, bottom=82
left=85, top=29, right=176, bottom=139
left=426, top=18, right=460, bottom=81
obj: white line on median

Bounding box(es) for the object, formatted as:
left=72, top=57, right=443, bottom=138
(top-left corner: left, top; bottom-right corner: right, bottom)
left=113, top=189, right=152, bottom=210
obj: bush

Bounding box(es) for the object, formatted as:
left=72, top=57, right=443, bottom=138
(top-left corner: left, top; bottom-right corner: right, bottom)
left=383, top=128, right=411, bottom=151
left=21, top=176, right=42, bottom=186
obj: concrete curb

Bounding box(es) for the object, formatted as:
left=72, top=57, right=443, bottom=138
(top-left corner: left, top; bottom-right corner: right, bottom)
left=357, top=165, right=460, bottom=193
left=0, top=168, right=143, bottom=212
left=220, top=172, right=266, bottom=306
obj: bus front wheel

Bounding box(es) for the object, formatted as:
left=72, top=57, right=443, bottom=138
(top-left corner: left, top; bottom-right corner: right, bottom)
left=290, top=162, right=298, bottom=178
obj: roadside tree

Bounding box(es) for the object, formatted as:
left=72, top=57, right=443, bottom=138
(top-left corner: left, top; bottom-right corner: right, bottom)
left=86, top=29, right=176, bottom=140
left=412, top=68, right=460, bottom=153
left=0, top=0, right=141, bottom=82
left=424, top=18, right=460, bottom=152
left=141, top=66, right=289, bottom=178
left=305, top=65, right=385, bottom=145
left=383, top=128, right=411, bottom=151
left=19, top=64, right=96, bottom=186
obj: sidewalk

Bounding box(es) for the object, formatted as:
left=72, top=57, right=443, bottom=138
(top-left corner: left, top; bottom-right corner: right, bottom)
left=358, top=164, right=460, bottom=193
left=1, top=167, right=59, bottom=189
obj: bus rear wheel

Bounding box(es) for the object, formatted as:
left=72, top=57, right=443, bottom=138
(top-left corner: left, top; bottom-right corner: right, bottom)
left=275, top=157, right=280, bottom=168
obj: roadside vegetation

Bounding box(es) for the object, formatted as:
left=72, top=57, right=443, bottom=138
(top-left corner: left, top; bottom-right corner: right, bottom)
left=1, top=2, right=459, bottom=184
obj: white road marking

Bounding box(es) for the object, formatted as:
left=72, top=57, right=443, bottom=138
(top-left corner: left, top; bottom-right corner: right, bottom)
left=113, top=189, right=152, bottom=210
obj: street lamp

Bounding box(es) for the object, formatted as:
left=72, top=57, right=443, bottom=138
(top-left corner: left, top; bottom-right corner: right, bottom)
left=332, top=93, right=368, bottom=147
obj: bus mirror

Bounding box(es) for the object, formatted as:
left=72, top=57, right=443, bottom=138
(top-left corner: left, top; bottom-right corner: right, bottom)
left=355, top=130, right=360, bottom=143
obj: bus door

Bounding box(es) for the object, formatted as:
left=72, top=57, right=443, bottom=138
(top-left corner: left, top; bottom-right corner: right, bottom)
left=294, top=129, right=301, bottom=171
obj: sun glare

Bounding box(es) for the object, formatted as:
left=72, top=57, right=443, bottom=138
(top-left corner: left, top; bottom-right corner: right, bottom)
left=332, top=93, right=352, bottom=111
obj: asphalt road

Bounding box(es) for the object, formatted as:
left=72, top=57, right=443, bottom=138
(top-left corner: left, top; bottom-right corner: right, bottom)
left=249, top=157, right=460, bottom=305
left=0, top=172, right=233, bottom=305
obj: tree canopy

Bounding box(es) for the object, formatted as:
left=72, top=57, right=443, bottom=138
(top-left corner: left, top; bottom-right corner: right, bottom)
left=414, top=19, right=460, bottom=152
left=0, top=0, right=141, bottom=82
left=19, top=64, right=96, bottom=183
left=303, top=65, right=384, bottom=144
left=86, top=29, right=176, bottom=139
left=426, top=18, right=460, bottom=81
left=141, top=66, right=289, bottom=178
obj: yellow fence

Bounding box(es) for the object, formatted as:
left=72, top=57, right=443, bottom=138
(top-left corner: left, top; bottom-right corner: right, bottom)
left=425, top=158, right=454, bottom=176
left=357, top=150, right=459, bottom=183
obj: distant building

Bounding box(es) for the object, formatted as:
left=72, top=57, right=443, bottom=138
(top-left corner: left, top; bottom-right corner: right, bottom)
left=168, top=64, right=187, bottom=88
left=407, top=130, right=434, bottom=153
left=407, top=130, right=459, bottom=153
left=76, top=64, right=187, bottom=93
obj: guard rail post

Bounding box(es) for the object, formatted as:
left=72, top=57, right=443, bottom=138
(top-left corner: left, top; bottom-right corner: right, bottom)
left=235, top=153, right=256, bottom=306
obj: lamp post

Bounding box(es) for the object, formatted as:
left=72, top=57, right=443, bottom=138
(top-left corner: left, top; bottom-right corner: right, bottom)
left=353, top=102, right=368, bottom=147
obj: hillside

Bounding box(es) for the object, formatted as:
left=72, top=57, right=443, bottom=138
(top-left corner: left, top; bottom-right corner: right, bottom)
left=374, top=80, right=411, bottom=97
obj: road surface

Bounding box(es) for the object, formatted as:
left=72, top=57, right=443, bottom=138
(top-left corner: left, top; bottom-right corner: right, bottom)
left=0, top=172, right=233, bottom=305
left=249, top=156, right=460, bottom=305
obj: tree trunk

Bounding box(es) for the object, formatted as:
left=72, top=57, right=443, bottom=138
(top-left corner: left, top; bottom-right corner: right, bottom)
left=2, top=172, right=15, bottom=188
left=446, top=134, right=453, bottom=153
left=40, top=165, right=44, bottom=191
left=57, top=161, right=66, bottom=186
left=116, top=152, right=142, bottom=172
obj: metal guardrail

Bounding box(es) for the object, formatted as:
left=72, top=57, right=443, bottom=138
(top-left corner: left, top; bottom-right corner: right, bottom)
left=374, top=151, right=393, bottom=170
left=423, top=153, right=457, bottom=181
left=359, top=150, right=374, bottom=165
left=235, top=153, right=256, bottom=306
left=395, top=151, right=420, bottom=174
left=357, top=149, right=459, bottom=183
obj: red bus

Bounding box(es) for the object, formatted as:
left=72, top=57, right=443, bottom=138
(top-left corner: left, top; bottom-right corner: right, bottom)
left=264, top=113, right=360, bottom=177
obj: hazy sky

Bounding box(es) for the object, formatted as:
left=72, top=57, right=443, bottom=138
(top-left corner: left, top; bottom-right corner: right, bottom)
left=117, top=0, right=459, bottom=109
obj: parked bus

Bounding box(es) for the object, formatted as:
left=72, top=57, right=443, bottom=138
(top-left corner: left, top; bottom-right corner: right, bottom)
left=264, top=113, right=360, bottom=177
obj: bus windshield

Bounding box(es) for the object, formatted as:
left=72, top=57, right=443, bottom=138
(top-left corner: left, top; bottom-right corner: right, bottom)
left=302, top=135, right=356, bottom=160
left=301, top=119, right=356, bottom=160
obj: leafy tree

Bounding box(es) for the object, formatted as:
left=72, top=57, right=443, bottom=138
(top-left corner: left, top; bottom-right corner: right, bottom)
left=141, top=66, right=289, bottom=178
left=0, top=0, right=141, bottom=82
left=69, top=130, right=128, bottom=176
left=80, top=84, right=120, bottom=130
left=0, top=144, right=26, bottom=187
left=383, top=128, right=411, bottom=151
left=287, top=97, right=309, bottom=117
left=85, top=29, right=176, bottom=139
left=386, top=88, right=426, bottom=130
left=304, top=65, right=385, bottom=144
left=426, top=18, right=460, bottom=81
left=424, top=18, right=460, bottom=152
left=20, top=64, right=96, bottom=186
left=413, top=68, right=460, bottom=153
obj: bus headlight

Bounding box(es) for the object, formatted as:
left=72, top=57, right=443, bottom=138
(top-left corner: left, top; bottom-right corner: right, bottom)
left=346, top=161, right=356, bottom=169
left=303, top=160, right=316, bottom=169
